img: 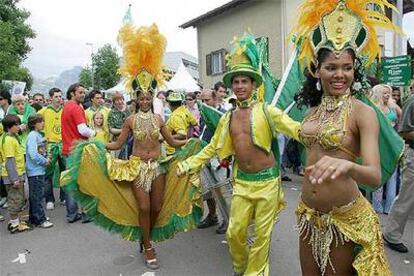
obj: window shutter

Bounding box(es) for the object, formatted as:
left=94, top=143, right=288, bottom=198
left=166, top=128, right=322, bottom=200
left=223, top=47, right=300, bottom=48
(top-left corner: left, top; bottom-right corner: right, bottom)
left=220, top=49, right=227, bottom=73
left=206, top=54, right=212, bottom=76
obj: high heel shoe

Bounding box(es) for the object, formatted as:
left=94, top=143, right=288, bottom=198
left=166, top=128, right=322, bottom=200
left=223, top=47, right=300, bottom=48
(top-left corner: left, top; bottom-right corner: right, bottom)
left=143, top=246, right=160, bottom=270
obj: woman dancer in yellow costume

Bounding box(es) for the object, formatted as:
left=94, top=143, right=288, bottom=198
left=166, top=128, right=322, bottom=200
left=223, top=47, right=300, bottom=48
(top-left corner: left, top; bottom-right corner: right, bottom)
left=292, top=0, right=399, bottom=275
left=62, top=23, right=203, bottom=271
left=106, top=86, right=186, bottom=269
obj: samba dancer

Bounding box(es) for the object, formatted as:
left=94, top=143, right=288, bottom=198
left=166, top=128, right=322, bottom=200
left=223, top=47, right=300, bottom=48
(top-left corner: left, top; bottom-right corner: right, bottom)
left=292, top=0, right=399, bottom=274
left=62, top=24, right=203, bottom=271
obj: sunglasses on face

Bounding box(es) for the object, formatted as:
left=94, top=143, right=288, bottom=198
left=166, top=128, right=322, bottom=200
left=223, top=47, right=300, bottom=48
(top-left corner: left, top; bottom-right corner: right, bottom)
left=186, top=98, right=195, bottom=101
left=0, top=98, right=4, bottom=100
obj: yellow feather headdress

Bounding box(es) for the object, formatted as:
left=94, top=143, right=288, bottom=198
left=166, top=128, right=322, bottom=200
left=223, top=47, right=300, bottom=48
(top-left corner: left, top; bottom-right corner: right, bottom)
left=291, top=0, right=400, bottom=72
left=117, top=23, right=169, bottom=96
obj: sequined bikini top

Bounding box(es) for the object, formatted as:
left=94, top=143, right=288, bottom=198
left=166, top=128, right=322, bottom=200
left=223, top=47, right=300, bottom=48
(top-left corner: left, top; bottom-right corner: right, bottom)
left=133, top=111, right=160, bottom=141
left=299, top=93, right=358, bottom=159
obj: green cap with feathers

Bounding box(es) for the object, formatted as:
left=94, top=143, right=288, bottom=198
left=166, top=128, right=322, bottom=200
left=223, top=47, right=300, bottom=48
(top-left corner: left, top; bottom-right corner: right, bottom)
left=223, top=33, right=263, bottom=88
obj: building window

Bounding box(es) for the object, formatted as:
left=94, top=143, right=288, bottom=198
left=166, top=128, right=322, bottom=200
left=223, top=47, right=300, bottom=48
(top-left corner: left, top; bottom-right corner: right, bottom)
left=206, top=49, right=226, bottom=76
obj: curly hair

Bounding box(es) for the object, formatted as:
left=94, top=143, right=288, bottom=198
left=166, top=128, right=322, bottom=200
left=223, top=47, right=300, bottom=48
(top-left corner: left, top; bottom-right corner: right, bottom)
left=294, top=48, right=364, bottom=108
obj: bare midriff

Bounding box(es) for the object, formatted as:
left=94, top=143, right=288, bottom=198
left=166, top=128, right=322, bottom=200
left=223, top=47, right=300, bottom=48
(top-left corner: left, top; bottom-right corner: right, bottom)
left=301, top=116, right=361, bottom=213
left=133, top=138, right=161, bottom=162
left=230, top=107, right=275, bottom=173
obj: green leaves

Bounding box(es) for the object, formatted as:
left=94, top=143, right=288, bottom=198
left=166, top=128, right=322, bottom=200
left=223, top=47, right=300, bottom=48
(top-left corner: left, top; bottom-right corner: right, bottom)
left=80, top=44, right=121, bottom=90
left=0, top=0, right=35, bottom=90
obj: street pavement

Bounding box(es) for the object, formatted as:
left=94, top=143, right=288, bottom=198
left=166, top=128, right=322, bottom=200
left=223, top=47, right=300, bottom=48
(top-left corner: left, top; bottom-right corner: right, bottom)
left=0, top=173, right=413, bottom=276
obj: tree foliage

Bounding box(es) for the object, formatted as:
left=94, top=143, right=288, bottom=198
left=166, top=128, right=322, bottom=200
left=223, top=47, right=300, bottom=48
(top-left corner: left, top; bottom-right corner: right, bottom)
left=79, top=66, right=93, bottom=89
left=91, top=44, right=121, bottom=90
left=0, top=0, right=35, bottom=90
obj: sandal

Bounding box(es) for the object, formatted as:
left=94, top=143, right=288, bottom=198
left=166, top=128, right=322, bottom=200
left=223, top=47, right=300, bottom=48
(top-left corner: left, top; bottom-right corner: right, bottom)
left=143, top=246, right=160, bottom=270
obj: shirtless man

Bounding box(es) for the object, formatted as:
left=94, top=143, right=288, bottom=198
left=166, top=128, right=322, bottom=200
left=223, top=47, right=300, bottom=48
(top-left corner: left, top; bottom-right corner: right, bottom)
left=178, top=35, right=300, bottom=276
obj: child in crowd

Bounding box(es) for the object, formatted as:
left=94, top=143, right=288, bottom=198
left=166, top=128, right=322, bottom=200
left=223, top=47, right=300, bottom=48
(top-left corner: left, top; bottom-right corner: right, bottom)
left=1, top=114, right=31, bottom=233
left=26, top=114, right=53, bottom=228
left=91, top=111, right=110, bottom=144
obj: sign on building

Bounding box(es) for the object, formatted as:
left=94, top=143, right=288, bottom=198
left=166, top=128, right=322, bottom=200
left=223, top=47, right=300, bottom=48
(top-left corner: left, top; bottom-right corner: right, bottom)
left=382, top=55, right=412, bottom=87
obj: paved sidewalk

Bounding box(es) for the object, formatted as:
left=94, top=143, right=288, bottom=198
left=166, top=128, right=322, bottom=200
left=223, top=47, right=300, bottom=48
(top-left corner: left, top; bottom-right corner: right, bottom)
left=0, top=174, right=413, bottom=275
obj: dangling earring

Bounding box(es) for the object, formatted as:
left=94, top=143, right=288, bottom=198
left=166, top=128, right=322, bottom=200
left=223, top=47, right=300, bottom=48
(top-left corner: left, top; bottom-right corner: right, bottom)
left=316, top=80, right=321, bottom=91
left=352, top=81, right=362, bottom=91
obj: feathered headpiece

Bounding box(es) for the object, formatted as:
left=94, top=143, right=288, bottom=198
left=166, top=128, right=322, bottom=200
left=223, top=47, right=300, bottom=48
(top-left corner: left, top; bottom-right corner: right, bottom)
left=291, top=0, right=400, bottom=72
left=223, top=32, right=263, bottom=88
left=117, top=23, right=169, bottom=96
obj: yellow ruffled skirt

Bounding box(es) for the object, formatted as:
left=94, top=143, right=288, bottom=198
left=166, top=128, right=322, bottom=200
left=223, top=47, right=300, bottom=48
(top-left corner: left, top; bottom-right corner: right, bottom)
left=61, top=140, right=203, bottom=242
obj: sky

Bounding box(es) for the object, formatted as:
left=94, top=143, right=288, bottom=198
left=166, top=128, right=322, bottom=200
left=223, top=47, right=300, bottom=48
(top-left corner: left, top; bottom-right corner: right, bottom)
left=20, top=0, right=230, bottom=79
left=19, top=0, right=414, bottom=79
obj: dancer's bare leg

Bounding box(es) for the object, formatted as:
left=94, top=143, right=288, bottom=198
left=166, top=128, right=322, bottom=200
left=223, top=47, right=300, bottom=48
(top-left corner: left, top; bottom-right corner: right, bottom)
left=131, top=184, right=155, bottom=260
left=299, top=236, right=320, bottom=275
left=299, top=234, right=355, bottom=275
left=325, top=241, right=355, bottom=275
left=150, top=174, right=165, bottom=228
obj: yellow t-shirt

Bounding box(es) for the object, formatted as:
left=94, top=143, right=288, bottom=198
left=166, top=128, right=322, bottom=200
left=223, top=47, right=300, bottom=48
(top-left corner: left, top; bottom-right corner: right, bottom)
left=38, top=106, right=62, bottom=143
left=165, top=105, right=198, bottom=155
left=85, top=106, right=110, bottom=129
left=1, top=134, right=25, bottom=177
left=91, top=128, right=110, bottom=144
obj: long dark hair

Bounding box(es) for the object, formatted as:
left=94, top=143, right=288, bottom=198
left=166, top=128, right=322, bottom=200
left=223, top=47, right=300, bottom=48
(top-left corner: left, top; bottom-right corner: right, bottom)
left=294, top=48, right=364, bottom=108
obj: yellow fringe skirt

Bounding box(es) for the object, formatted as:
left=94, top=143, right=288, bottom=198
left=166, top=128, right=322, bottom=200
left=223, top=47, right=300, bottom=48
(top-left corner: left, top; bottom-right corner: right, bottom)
left=107, top=155, right=164, bottom=193
left=296, top=193, right=391, bottom=276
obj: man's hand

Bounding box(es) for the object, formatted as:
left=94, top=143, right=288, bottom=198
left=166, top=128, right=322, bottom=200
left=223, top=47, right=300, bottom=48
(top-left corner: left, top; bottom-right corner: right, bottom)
left=176, top=161, right=189, bottom=176
left=19, top=124, right=27, bottom=131
left=13, top=180, right=22, bottom=188
left=46, top=155, right=52, bottom=165
left=218, top=159, right=230, bottom=169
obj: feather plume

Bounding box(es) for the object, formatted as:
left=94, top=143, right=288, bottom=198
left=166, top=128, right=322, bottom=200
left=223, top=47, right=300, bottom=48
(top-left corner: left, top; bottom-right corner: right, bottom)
left=117, top=23, right=169, bottom=93
left=229, top=32, right=259, bottom=69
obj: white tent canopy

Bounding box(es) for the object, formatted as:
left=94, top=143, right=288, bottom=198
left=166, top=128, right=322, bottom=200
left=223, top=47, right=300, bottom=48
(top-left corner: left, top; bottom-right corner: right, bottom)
left=105, top=79, right=127, bottom=94
left=104, top=79, right=130, bottom=102
left=165, top=62, right=199, bottom=93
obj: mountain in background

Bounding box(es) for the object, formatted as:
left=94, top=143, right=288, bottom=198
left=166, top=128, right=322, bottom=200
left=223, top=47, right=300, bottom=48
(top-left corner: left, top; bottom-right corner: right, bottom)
left=31, top=75, right=58, bottom=93
left=31, top=66, right=83, bottom=94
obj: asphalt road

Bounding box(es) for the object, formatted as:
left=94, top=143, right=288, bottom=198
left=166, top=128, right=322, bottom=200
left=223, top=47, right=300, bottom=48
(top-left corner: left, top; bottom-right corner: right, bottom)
left=0, top=174, right=413, bottom=276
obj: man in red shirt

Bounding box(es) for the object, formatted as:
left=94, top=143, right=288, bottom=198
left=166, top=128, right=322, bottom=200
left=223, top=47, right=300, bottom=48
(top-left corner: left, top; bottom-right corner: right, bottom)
left=61, top=83, right=96, bottom=222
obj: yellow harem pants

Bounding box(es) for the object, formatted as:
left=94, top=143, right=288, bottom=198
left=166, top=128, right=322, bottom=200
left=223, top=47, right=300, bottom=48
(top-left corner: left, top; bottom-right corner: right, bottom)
left=226, top=166, right=285, bottom=276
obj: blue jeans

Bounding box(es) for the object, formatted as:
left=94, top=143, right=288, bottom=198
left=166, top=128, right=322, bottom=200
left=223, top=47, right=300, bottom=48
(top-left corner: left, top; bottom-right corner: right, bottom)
left=277, top=135, right=288, bottom=177
left=28, top=175, right=47, bottom=225
left=372, top=168, right=398, bottom=214
left=44, top=176, right=64, bottom=203
left=62, top=156, right=79, bottom=221
left=63, top=190, right=79, bottom=221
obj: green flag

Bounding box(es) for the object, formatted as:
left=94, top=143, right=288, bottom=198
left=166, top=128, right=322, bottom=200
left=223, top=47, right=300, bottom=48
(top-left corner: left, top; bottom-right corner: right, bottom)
left=197, top=101, right=224, bottom=136
left=256, top=37, right=280, bottom=103
left=271, top=48, right=306, bottom=121
left=356, top=93, right=404, bottom=191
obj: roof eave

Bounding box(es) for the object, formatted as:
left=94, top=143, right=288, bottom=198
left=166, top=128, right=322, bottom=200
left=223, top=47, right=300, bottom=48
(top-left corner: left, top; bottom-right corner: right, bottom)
left=180, top=0, right=251, bottom=29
